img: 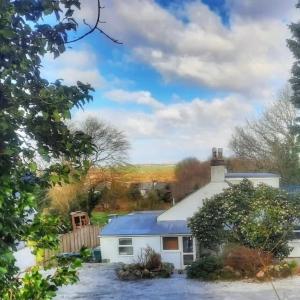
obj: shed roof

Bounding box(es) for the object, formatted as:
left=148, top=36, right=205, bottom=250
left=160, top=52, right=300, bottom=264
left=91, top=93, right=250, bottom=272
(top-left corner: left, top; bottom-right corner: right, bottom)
left=101, top=211, right=190, bottom=236
left=225, top=172, right=279, bottom=179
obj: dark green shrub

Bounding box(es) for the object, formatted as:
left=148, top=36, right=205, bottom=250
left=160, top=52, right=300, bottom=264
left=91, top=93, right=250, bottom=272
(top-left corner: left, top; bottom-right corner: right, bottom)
left=116, top=262, right=174, bottom=280
left=189, top=180, right=298, bottom=259
left=186, top=256, right=223, bottom=280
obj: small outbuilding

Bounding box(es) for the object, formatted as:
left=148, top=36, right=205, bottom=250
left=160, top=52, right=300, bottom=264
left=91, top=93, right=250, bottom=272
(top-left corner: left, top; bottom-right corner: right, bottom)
left=71, top=211, right=90, bottom=230
left=101, top=211, right=194, bottom=268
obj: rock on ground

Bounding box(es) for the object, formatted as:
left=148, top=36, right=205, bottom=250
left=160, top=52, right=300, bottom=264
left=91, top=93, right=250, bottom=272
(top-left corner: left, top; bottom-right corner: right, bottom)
left=55, top=263, right=300, bottom=300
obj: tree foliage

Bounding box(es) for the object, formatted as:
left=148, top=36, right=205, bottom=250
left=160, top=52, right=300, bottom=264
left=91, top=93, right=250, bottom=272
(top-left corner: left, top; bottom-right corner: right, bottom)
left=230, top=88, right=300, bottom=184
left=127, top=183, right=143, bottom=202
left=288, top=1, right=300, bottom=109
left=173, top=157, right=210, bottom=201
left=189, top=180, right=298, bottom=258
left=0, top=0, right=115, bottom=298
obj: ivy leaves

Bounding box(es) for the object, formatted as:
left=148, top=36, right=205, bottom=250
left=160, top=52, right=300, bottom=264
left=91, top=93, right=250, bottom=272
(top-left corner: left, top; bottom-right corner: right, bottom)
left=0, top=1, right=96, bottom=298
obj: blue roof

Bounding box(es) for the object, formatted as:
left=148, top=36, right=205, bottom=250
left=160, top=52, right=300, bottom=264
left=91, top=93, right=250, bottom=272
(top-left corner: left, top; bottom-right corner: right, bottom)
left=101, top=211, right=190, bottom=236
left=225, top=172, right=279, bottom=178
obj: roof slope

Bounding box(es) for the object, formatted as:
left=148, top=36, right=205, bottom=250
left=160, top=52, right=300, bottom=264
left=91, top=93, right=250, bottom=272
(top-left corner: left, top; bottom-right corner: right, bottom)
left=158, top=181, right=229, bottom=221
left=101, top=211, right=190, bottom=236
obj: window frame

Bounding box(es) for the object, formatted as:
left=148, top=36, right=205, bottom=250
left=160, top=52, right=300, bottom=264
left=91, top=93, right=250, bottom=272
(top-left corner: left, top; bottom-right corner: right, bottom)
left=182, top=235, right=195, bottom=266
left=118, top=238, right=134, bottom=256
left=162, top=236, right=180, bottom=251
left=292, top=230, right=300, bottom=240
left=182, top=236, right=194, bottom=253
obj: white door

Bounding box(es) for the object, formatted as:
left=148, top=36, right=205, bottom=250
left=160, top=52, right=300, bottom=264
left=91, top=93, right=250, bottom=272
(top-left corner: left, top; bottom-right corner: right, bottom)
left=161, top=236, right=196, bottom=269
left=161, top=236, right=181, bottom=269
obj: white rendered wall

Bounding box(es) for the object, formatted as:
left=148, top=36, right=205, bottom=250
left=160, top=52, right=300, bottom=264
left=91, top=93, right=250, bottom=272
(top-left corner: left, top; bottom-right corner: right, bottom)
left=160, top=251, right=181, bottom=269
left=288, top=241, right=300, bottom=258
left=211, top=165, right=225, bottom=182
left=158, top=182, right=229, bottom=221
left=226, top=177, right=279, bottom=188
left=100, top=235, right=190, bottom=269
left=101, top=236, right=161, bottom=265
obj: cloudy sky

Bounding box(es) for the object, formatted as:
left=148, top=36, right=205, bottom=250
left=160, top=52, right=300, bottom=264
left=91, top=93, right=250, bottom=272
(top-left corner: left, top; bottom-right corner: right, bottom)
left=43, top=0, right=298, bottom=163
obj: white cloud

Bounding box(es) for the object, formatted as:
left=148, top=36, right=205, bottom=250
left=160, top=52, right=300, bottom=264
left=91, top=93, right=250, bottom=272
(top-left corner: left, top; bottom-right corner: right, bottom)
left=104, top=89, right=164, bottom=109
left=79, top=0, right=293, bottom=95
left=68, top=1, right=295, bottom=162
left=227, top=0, right=297, bottom=21
left=42, top=48, right=104, bottom=87
left=73, top=91, right=254, bottom=163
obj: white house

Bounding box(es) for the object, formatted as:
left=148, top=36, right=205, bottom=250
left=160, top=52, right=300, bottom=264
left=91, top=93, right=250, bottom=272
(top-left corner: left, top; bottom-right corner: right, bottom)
left=100, top=148, right=285, bottom=269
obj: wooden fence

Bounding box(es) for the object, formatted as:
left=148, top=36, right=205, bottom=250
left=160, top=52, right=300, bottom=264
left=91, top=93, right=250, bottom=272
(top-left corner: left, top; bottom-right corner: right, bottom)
left=41, top=225, right=100, bottom=264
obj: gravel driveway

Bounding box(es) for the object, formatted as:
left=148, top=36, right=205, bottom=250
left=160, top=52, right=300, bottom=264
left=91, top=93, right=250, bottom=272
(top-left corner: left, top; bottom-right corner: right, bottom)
left=55, top=263, right=300, bottom=300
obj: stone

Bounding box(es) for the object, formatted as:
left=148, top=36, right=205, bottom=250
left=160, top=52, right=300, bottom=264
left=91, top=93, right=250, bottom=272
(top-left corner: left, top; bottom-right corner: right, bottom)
left=256, top=270, right=265, bottom=279
left=135, top=270, right=142, bottom=277
left=234, top=271, right=241, bottom=278
left=143, top=269, right=150, bottom=278
left=223, top=265, right=235, bottom=273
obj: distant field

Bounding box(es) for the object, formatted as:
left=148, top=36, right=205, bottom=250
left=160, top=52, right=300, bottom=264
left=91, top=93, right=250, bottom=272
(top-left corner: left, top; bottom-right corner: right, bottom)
left=120, top=164, right=176, bottom=183
left=87, top=164, right=176, bottom=186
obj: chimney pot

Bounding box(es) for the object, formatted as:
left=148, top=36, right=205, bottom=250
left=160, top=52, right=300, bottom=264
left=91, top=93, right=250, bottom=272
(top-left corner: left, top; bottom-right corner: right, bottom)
left=212, top=147, right=217, bottom=159
left=217, top=148, right=223, bottom=159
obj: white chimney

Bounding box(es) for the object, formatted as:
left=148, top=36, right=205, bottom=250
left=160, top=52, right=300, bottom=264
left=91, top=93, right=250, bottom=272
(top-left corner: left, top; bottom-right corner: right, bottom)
left=210, top=147, right=226, bottom=182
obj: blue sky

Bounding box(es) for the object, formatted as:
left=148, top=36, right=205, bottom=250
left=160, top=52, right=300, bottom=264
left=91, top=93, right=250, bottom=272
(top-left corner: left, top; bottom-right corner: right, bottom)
left=43, top=0, right=297, bottom=163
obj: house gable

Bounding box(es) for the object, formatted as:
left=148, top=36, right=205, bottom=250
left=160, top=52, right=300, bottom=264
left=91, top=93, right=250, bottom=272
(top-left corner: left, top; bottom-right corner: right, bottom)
left=157, top=172, right=280, bottom=222
left=157, top=181, right=229, bottom=221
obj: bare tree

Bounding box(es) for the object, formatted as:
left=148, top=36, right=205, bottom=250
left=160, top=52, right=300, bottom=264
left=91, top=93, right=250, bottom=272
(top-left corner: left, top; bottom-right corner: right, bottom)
left=230, top=86, right=299, bottom=183
left=71, top=116, right=130, bottom=167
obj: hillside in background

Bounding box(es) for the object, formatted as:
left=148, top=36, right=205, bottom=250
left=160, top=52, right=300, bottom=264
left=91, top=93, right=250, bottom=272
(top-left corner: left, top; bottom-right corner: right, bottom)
left=120, top=164, right=176, bottom=183
left=87, top=164, right=176, bottom=185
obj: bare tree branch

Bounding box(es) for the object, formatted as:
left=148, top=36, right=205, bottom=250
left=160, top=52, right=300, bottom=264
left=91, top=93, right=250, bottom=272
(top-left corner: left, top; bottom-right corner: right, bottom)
left=69, top=116, right=130, bottom=167
left=66, top=0, right=122, bottom=44
left=83, top=19, right=123, bottom=45
left=230, top=86, right=299, bottom=183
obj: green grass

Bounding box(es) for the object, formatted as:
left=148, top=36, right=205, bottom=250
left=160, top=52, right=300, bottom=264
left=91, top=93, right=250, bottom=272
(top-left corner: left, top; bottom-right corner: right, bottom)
left=91, top=211, right=128, bottom=227
left=91, top=212, right=109, bottom=227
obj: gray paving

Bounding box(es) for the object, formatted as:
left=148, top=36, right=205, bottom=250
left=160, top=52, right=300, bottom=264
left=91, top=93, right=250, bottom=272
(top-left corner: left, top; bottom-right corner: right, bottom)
left=55, top=263, right=300, bottom=300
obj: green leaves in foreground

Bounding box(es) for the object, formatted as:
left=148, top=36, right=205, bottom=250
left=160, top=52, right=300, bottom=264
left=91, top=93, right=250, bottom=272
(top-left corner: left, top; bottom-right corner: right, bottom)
left=0, top=0, right=97, bottom=298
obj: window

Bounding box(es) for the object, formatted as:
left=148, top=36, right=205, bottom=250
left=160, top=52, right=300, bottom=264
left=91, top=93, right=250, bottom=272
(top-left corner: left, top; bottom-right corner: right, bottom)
left=183, top=236, right=194, bottom=266
left=183, top=254, right=194, bottom=266
left=293, top=230, right=300, bottom=240
left=162, top=237, right=179, bottom=250
left=118, top=238, right=133, bottom=255
left=183, top=236, right=193, bottom=253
